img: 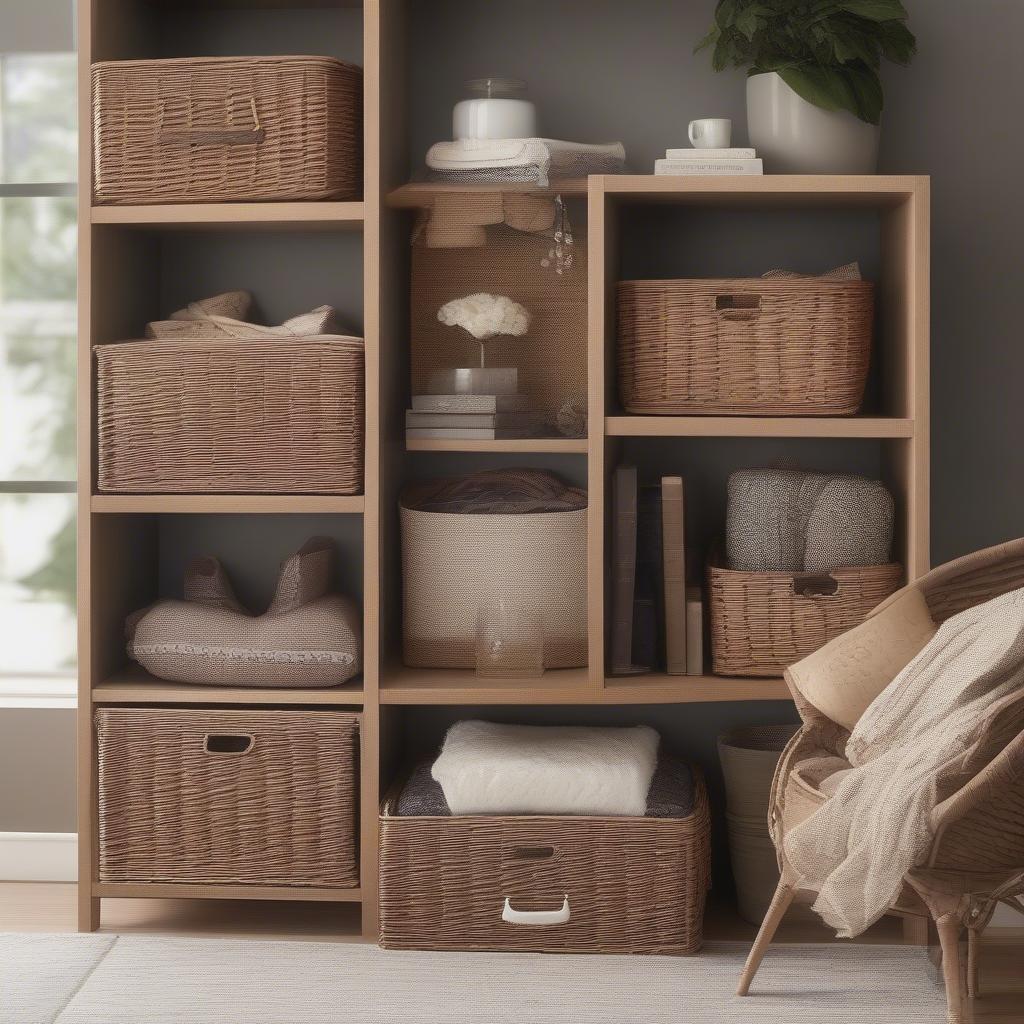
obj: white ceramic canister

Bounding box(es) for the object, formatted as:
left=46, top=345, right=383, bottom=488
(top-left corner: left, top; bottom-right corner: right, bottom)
left=453, top=78, right=537, bottom=141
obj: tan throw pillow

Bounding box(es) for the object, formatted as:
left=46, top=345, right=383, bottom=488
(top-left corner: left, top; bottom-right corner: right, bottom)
left=126, top=538, right=361, bottom=688
left=786, top=587, right=937, bottom=730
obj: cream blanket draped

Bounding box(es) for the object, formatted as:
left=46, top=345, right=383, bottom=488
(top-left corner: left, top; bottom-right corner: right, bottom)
left=785, top=586, right=1024, bottom=937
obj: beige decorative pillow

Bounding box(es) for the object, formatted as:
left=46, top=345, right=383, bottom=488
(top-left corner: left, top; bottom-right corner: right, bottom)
left=126, top=538, right=361, bottom=688
left=786, top=587, right=937, bottom=730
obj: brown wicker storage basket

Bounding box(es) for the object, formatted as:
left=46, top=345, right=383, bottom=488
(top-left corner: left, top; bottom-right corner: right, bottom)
left=708, top=557, right=903, bottom=676
left=92, top=56, right=362, bottom=205
left=617, top=278, right=874, bottom=415
left=96, top=708, right=359, bottom=887
left=95, top=335, right=364, bottom=494
left=379, top=767, right=710, bottom=954
left=400, top=499, right=587, bottom=669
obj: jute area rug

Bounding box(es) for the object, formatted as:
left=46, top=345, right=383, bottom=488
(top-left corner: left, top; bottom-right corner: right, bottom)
left=2, top=933, right=945, bottom=1023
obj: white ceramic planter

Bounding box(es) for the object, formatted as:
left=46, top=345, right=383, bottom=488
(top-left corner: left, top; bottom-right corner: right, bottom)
left=746, top=71, right=880, bottom=174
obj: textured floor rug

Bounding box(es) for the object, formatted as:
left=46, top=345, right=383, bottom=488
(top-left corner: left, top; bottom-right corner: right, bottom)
left=1, top=934, right=945, bottom=1023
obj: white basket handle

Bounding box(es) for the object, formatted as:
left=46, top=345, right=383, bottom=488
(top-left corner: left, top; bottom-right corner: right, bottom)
left=501, top=896, right=570, bottom=926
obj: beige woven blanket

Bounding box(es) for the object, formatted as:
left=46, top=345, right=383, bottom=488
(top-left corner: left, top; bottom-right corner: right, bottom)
left=785, top=586, right=1024, bottom=937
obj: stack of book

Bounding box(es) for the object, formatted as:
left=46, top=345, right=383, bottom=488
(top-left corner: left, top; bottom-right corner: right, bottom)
left=654, top=147, right=763, bottom=176
left=408, top=370, right=541, bottom=440
left=610, top=466, right=705, bottom=676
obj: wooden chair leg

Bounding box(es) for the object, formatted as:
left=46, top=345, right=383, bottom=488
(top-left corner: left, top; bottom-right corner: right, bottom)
left=935, top=913, right=964, bottom=1024
left=736, top=880, right=795, bottom=997
left=966, top=927, right=980, bottom=998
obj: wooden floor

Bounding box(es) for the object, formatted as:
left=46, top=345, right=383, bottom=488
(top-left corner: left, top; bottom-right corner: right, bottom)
left=2, top=883, right=1021, bottom=1021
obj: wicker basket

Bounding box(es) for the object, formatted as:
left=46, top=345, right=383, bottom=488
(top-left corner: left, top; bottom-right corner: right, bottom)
left=378, top=767, right=711, bottom=954
left=708, top=557, right=903, bottom=676
left=400, top=497, right=587, bottom=669
left=95, top=335, right=364, bottom=494
left=617, top=278, right=874, bottom=415
left=92, top=56, right=362, bottom=205
left=96, top=708, right=359, bottom=887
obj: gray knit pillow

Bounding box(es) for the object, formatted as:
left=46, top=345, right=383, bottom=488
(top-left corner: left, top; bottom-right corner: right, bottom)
left=727, top=469, right=894, bottom=573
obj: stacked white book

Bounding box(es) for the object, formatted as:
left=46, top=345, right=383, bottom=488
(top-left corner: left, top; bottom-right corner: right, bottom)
left=654, top=147, right=763, bottom=176
left=407, top=394, right=541, bottom=440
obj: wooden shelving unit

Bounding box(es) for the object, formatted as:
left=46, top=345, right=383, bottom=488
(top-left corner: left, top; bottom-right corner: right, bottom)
left=77, top=0, right=929, bottom=944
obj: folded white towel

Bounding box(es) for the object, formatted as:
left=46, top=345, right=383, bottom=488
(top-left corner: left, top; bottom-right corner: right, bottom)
left=431, top=720, right=659, bottom=816
left=425, top=138, right=626, bottom=187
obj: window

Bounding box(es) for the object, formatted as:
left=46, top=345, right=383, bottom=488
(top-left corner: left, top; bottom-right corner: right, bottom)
left=0, top=35, right=78, bottom=707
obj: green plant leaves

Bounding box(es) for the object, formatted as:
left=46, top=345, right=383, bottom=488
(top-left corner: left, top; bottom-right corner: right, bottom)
left=837, top=0, right=909, bottom=21
left=698, top=0, right=915, bottom=122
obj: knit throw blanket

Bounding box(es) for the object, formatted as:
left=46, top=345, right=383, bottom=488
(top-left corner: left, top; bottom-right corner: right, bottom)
left=784, top=586, right=1024, bottom=937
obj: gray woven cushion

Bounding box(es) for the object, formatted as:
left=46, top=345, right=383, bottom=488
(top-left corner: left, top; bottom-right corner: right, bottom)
left=727, top=469, right=893, bottom=572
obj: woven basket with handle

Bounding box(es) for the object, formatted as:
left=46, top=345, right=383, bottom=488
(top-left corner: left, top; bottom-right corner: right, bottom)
left=379, top=766, right=710, bottom=954
left=96, top=708, right=359, bottom=887
left=708, top=556, right=903, bottom=676
left=92, top=55, right=362, bottom=205
left=617, top=277, right=874, bottom=415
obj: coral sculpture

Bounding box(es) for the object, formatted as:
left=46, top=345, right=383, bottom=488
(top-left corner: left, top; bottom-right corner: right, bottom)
left=438, top=293, right=531, bottom=367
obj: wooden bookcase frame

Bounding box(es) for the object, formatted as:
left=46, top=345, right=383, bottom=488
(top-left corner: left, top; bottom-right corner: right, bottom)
left=75, top=0, right=930, bottom=941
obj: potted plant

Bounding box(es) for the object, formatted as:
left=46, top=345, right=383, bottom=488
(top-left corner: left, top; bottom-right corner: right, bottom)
left=697, top=0, right=916, bottom=174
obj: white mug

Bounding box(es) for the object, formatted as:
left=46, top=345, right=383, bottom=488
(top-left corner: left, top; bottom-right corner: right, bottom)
left=688, top=118, right=732, bottom=149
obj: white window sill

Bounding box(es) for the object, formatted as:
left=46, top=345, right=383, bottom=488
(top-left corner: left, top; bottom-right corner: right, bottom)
left=0, top=675, right=77, bottom=709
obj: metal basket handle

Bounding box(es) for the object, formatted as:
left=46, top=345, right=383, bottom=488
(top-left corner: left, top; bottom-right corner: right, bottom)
left=501, top=896, right=570, bottom=926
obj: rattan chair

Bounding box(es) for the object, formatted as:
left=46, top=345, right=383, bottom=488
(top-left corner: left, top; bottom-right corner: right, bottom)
left=737, top=538, right=1024, bottom=1024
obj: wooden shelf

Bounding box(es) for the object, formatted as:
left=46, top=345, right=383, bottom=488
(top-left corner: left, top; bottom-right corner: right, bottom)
left=379, top=667, right=791, bottom=704
left=406, top=437, right=587, bottom=453
left=93, top=883, right=362, bottom=903
left=91, top=494, right=365, bottom=515
left=380, top=666, right=596, bottom=705
left=387, top=179, right=587, bottom=209
left=598, top=173, right=927, bottom=207
left=91, top=202, right=364, bottom=230
left=605, top=416, right=914, bottom=439
left=94, top=668, right=364, bottom=706
left=603, top=674, right=792, bottom=704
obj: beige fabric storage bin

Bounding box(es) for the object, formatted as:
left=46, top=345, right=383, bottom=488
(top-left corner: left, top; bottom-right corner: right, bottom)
left=92, top=56, right=362, bottom=205
left=708, top=557, right=903, bottom=676
left=379, top=767, right=710, bottom=955
left=96, top=708, right=359, bottom=887
left=617, top=277, right=874, bottom=416
left=95, top=335, right=364, bottom=494
left=400, top=493, right=587, bottom=669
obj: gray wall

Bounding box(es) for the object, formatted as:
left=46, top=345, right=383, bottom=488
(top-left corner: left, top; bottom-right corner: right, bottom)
left=5, top=1, right=1023, bottom=842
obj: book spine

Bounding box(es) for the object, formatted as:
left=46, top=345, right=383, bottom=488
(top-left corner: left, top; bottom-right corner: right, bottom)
left=685, top=587, right=704, bottom=676
left=610, top=466, right=638, bottom=674
left=406, top=411, right=538, bottom=429
left=411, top=394, right=531, bottom=413
left=661, top=476, right=687, bottom=676
left=655, top=158, right=764, bottom=175
left=665, top=147, right=756, bottom=159
left=405, top=427, right=539, bottom=440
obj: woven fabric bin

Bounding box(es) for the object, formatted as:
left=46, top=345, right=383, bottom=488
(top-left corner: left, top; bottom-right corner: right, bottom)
left=95, top=335, right=364, bottom=494
left=617, top=278, right=874, bottom=415
left=92, top=56, right=362, bottom=205
left=379, top=768, right=711, bottom=954
left=96, top=708, right=359, bottom=887
left=401, top=499, right=587, bottom=669
left=708, top=557, right=903, bottom=676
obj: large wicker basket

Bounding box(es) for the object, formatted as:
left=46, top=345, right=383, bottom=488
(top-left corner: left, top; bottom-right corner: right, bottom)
left=617, top=278, right=874, bottom=415
left=400, top=497, right=587, bottom=669
left=708, top=557, right=903, bottom=676
left=92, top=56, right=362, bottom=205
left=379, top=767, right=711, bottom=954
left=95, top=335, right=364, bottom=494
left=96, top=708, right=359, bottom=887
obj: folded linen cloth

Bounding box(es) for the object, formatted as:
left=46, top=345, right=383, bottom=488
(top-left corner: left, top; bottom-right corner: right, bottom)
left=425, top=138, right=626, bottom=187
left=783, top=586, right=1024, bottom=937
left=431, top=720, right=659, bottom=816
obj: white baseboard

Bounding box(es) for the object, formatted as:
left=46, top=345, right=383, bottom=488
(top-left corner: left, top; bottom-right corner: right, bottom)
left=0, top=831, right=77, bottom=882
